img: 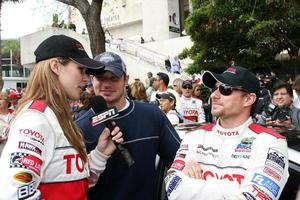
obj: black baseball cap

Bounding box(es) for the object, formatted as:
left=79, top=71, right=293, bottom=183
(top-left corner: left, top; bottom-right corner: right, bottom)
left=182, top=80, right=193, bottom=88
left=156, top=92, right=176, bottom=102
left=202, top=66, right=260, bottom=97
left=34, top=35, right=104, bottom=70
left=87, top=52, right=127, bottom=77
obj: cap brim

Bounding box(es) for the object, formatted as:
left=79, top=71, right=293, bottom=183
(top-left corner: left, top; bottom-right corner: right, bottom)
left=71, top=58, right=104, bottom=70
left=86, top=64, right=124, bottom=78
left=202, top=71, right=227, bottom=88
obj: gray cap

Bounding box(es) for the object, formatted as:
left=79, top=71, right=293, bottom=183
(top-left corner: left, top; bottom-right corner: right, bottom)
left=86, top=52, right=127, bottom=78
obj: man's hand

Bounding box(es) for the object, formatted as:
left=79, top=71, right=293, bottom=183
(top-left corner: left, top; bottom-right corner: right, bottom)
left=266, top=117, right=292, bottom=128
left=182, top=160, right=203, bottom=179
left=96, top=126, right=123, bottom=156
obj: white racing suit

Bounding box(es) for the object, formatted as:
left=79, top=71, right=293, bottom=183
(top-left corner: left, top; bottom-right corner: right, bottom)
left=0, top=100, right=108, bottom=200
left=165, top=118, right=289, bottom=200
left=177, top=96, right=206, bottom=123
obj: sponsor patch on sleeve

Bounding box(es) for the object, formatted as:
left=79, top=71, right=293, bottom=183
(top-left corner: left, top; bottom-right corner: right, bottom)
left=167, top=175, right=182, bottom=197
left=251, top=185, right=272, bottom=200
left=17, top=181, right=38, bottom=200
left=10, top=152, right=42, bottom=176
left=13, top=172, right=33, bottom=184
left=18, top=141, right=42, bottom=155
left=263, top=167, right=281, bottom=181
left=251, top=173, right=280, bottom=197
left=265, top=148, right=286, bottom=174
left=170, top=159, right=185, bottom=171
left=242, top=192, right=256, bottom=200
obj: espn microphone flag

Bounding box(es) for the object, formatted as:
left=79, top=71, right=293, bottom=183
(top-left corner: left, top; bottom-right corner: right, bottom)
left=91, top=107, right=119, bottom=127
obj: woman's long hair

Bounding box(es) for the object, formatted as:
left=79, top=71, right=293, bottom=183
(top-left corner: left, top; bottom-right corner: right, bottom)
left=15, top=58, right=87, bottom=162
left=131, top=81, right=148, bottom=102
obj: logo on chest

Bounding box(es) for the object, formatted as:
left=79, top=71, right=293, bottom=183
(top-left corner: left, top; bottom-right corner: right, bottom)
left=63, top=153, right=85, bottom=174
left=234, top=137, right=255, bottom=153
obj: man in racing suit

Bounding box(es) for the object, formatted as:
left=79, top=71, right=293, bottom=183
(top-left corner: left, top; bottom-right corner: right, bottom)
left=177, top=80, right=206, bottom=124
left=165, top=66, right=289, bottom=200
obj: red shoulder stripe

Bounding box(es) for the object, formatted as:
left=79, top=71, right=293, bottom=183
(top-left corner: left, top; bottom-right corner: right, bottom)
left=249, top=123, right=285, bottom=139
left=192, top=123, right=215, bottom=131
left=29, top=100, right=47, bottom=112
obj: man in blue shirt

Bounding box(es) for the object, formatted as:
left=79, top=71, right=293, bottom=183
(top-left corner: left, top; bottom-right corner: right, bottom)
left=76, top=52, right=181, bottom=200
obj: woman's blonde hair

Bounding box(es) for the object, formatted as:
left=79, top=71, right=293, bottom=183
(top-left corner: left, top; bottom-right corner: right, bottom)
left=15, top=58, right=87, bottom=162
left=131, top=81, right=147, bottom=101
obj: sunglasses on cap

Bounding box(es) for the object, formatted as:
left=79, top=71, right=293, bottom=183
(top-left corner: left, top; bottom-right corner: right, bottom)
left=182, top=85, right=193, bottom=89
left=212, top=84, right=248, bottom=96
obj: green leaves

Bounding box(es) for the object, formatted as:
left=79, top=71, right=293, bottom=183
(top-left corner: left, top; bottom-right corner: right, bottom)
left=183, top=0, right=300, bottom=73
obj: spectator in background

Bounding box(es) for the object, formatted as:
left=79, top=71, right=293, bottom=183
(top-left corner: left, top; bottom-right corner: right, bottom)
left=170, top=56, right=181, bottom=74
left=150, top=72, right=180, bottom=104
left=293, top=74, right=300, bottom=109
left=165, top=56, right=171, bottom=72
left=131, top=81, right=148, bottom=102
left=192, top=84, right=203, bottom=101
left=177, top=80, right=206, bottom=124
left=140, top=37, right=145, bottom=44
left=158, top=92, right=183, bottom=126
left=72, top=91, right=93, bottom=121
left=257, top=80, right=300, bottom=130
left=146, top=77, right=157, bottom=101
left=86, top=80, right=95, bottom=95
left=0, top=91, right=13, bottom=156
left=145, top=72, right=153, bottom=89
left=173, top=78, right=183, bottom=97
left=253, top=75, right=272, bottom=118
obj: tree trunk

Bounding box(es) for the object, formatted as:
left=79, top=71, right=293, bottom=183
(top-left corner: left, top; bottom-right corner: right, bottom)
left=83, top=2, right=105, bottom=56
left=57, top=0, right=105, bottom=57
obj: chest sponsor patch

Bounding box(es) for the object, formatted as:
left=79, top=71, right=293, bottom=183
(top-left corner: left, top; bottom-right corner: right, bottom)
left=196, top=144, right=219, bottom=158
left=10, top=152, right=42, bottom=176
left=234, top=137, right=255, bottom=152
left=183, top=109, right=198, bottom=116
left=18, top=141, right=42, bottom=155
left=265, top=148, right=285, bottom=174
left=217, top=130, right=239, bottom=137
left=251, top=173, right=280, bottom=197
left=231, top=154, right=251, bottom=159
left=202, top=170, right=244, bottom=184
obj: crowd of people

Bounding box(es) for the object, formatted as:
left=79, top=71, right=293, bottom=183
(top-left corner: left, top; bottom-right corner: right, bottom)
left=0, top=34, right=297, bottom=199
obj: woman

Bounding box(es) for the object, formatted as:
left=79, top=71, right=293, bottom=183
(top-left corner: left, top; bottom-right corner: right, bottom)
left=130, top=80, right=148, bottom=102
left=0, top=91, right=13, bottom=156
left=0, top=35, right=123, bottom=200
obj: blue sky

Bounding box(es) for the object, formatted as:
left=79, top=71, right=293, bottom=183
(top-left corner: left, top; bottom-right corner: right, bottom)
left=1, top=0, right=68, bottom=39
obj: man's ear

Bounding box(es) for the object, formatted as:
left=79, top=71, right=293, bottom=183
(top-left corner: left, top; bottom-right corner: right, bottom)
left=124, top=75, right=129, bottom=86
left=244, top=93, right=257, bottom=107
left=49, top=58, right=61, bottom=76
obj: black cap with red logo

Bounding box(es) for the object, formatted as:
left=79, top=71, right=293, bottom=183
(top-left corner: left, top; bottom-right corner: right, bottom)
left=202, top=66, right=260, bottom=97
left=34, top=35, right=104, bottom=70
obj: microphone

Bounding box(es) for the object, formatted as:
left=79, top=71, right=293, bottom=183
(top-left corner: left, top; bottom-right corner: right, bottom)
left=90, top=95, right=135, bottom=167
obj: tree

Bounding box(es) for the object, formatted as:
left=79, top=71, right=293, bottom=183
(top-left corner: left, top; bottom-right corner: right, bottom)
left=0, top=0, right=21, bottom=90
left=57, top=0, right=105, bottom=57
left=181, top=0, right=300, bottom=74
